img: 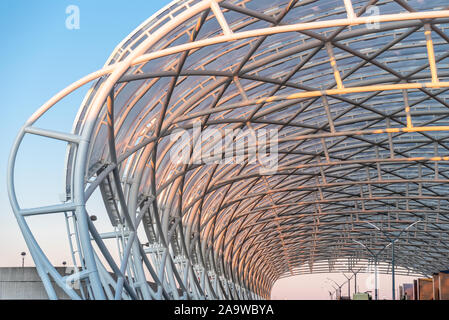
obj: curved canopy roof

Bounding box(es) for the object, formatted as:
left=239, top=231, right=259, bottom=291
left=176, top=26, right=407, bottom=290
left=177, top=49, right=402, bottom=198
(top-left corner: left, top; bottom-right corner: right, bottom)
left=57, top=0, right=449, bottom=298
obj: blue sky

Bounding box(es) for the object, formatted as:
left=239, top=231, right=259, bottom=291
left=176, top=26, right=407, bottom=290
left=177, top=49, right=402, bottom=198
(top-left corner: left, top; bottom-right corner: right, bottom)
left=0, top=0, right=171, bottom=266
left=0, top=0, right=418, bottom=299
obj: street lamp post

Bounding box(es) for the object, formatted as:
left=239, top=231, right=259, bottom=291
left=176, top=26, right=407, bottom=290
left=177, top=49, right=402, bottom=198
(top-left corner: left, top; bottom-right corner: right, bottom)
left=331, top=284, right=341, bottom=300
left=349, top=267, right=362, bottom=294
left=364, top=221, right=422, bottom=300
left=373, top=256, right=378, bottom=300
left=342, top=273, right=353, bottom=299
left=327, top=278, right=346, bottom=300
left=392, top=240, right=395, bottom=299
left=20, top=252, right=26, bottom=268
left=352, top=239, right=391, bottom=300
left=329, top=284, right=339, bottom=299
left=326, top=281, right=337, bottom=299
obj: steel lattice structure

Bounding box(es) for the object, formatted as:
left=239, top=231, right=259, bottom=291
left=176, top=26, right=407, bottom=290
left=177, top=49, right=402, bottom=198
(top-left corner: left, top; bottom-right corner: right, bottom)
left=7, top=0, right=449, bottom=300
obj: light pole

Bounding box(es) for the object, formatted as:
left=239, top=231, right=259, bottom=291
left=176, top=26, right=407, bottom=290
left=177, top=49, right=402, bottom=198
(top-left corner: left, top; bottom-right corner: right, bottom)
left=352, top=239, right=391, bottom=300
left=349, top=266, right=362, bottom=294
left=328, top=283, right=340, bottom=300
left=363, top=220, right=422, bottom=300
left=20, top=252, right=26, bottom=268
left=327, top=278, right=346, bottom=300
left=342, top=273, right=353, bottom=299
left=321, top=285, right=334, bottom=300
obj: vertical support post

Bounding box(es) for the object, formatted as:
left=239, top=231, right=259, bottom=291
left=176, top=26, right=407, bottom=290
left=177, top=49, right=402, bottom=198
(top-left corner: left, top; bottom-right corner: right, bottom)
left=392, top=241, right=395, bottom=300
left=348, top=277, right=350, bottom=298
left=375, top=257, right=378, bottom=300
left=73, top=157, right=106, bottom=299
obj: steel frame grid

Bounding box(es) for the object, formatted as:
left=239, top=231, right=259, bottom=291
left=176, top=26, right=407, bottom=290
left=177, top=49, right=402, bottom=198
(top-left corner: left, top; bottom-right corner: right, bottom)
left=7, top=0, right=449, bottom=300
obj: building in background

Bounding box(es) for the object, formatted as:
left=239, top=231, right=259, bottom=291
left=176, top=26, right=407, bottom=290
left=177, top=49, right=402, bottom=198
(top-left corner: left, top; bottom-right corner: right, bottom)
left=0, top=267, right=76, bottom=300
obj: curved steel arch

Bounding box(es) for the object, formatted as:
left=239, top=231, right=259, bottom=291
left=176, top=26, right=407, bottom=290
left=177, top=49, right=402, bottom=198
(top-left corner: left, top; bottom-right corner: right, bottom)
left=7, top=0, right=449, bottom=299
